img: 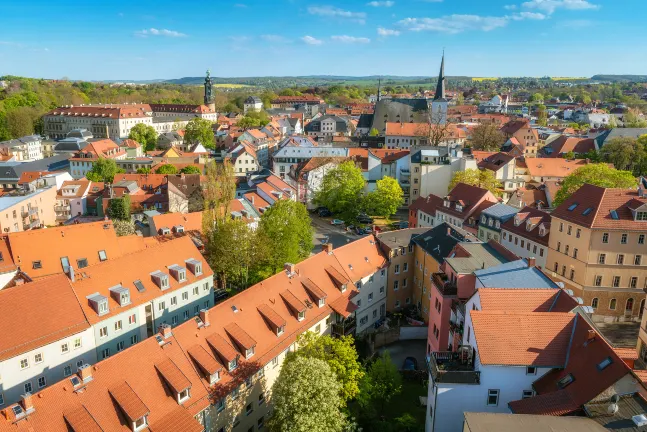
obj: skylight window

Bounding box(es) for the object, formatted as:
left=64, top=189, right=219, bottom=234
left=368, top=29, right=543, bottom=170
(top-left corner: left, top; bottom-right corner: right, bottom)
left=61, top=256, right=70, bottom=270
left=582, top=207, right=593, bottom=216
left=134, top=280, right=146, bottom=293
left=98, top=250, right=107, bottom=261
left=610, top=210, right=619, bottom=220
left=557, top=373, right=574, bottom=389
left=597, top=357, right=613, bottom=371
left=567, top=203, right=578, bottom=211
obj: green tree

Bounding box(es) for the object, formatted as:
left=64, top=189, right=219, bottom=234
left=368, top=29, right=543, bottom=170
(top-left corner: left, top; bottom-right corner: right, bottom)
left=136, top=167, right=151, bottom=174
left=449, top=169, right=502, bottom=196
left=107, top=195, right=131, bottom=221
left=369, top=128, right=379, bottom=136
left=608, top=114, right=618, bottom=129
left=469, top=122, right=506, bottom=151
left=184, top=118, right=215, bottom=149
left=563, top=151, right=576, bottom=160
left=86, top=158, right=123, bottom=183
left=601, top=137, right=638, bottom=171
left=287, top=332, right=364, bottom=402
left=313, top=161, right=365, bottom=222
left=112, top=219, right=136, bottom=236
left=554, top=163, right=637, bottom=207
left=365, top=177, right=403, bottom=218
left=155, top=164, right=178, bottom=174
left=268, top=356, right=346, bottom=432
left=128, top=123, right=157, bottom=152
left=238, top=111, right=271, bottom=129
left=537, top=104, right=548, bottom=127
left=6, top=107, right=40, bottom=138
left=530, top=93, right=544, bottom=104
left=624, top=108, right=647, bottom=128
left=358, top=351, right=402, bottom=412
left=179, top=165, right=201, bottom=174
left=258, top=200, right=313, bottom=273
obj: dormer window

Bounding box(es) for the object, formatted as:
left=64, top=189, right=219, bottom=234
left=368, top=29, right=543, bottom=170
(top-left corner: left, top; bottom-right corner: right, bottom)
left=246, top=346, right=255, bottom=358
left=444, top=200, right=450, bottom=208
left=87, top=293, right=109, bottom=316
left=318, top=298, right=325, bottom=307
left=151, top=271, right=170, bottom=290
left=637, top=212, right=647, bottom=221
left=481, top=215, right=486, bottom=224
left=229, top=358, right=238, bottom=371
left=110, top=285, right=131, bottom=306
left=185, top=258, right=203, bottom=276
left=277, top=325, right=285, bottom=336
left=514, top=216, right=521, bottom=226
left=168, top=265, right=187, bottom=282
left=210, top=371, right=221, bottom=384
left=455, top=205, right=463, bottom=212
left=495, top=220, right=500, bottom=229
left=178, top=388, right=190, bottom=403
left=133, top=415, right=148, bottom=432
left=297, top=311, right=305, bottom=321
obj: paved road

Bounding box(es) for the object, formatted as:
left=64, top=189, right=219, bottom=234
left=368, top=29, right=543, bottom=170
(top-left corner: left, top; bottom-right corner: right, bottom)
left=310, top=214, right=367, bottom=254
left=378, top=339, right=427, bottom=371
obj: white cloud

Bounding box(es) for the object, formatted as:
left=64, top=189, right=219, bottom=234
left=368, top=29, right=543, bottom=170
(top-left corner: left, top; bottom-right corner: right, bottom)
left=331, top=35, right=371, bottom=43
left=367, top=1, right=394, bottom=6
left=522, top=0, right=599, bottom=14
left=135, top=28, right=187, bottom=37
left=504, top=4, right=517, bottom=9
left=397, top=14, right=508, bottom=34
left=261, top=34, right=291, bottom=43
left=307, top=6, right=366, bottom=24
left=301, top=35, right=323, bottom=45
left=377, top=27, right=401, bottom=36
left=510, top=11, right=547, bottom=20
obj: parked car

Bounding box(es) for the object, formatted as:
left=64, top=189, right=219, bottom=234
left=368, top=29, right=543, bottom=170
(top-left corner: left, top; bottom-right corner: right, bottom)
left=357, top=216, right=374, bottom=224
left=354, top=226, right=366, bottom=235
left=318, top=208, right=332, bottom=217
left=330, top=219, right=344, bottom=225
left=402, top=356, right=418, bottom=371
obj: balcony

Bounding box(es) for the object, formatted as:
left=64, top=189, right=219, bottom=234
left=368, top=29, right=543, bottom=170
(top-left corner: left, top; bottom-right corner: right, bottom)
left=426, top=350, right=480, bottom=385
left=23, top=219, right=40, bottom=230
left=54, top=205, right=69, bottom=212
left=21, top=207, right=39, bottom=218
left=431, top=273, right=457, bottom=296
left=332, top=316, right=356, bottom=337
left=400, top=168, right=410, bottom=176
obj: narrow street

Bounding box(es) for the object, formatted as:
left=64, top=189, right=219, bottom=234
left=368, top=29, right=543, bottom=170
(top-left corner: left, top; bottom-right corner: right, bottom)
left=310, top=214, right=368, bottom=254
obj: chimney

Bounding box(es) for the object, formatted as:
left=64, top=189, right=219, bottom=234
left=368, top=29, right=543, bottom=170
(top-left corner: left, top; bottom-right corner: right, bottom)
left=159, top=323, right=172, bottom=339
left=14, top=278, right=24, bottom=286
left=527, top=257, right=536, bottom=268
left=199, top=309, right=210, bottom=326
left=284, top=263, right=296, bottom=274
left=21, top=393, right=33, bottom=412
left=78, top=364, right=92, bottom=382
left=250, top=195, right=255, bottom=204
left=105, top=124, right=109, bottom=139
left=587, top=329, right=596, bottom=342
left=323, top=243, right=333, bottom=254
left=447, top=226, right=452, bottom=236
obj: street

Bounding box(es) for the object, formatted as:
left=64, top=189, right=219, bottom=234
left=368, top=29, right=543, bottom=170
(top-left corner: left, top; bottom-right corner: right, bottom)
left=310, top=214, right=368, bottom=254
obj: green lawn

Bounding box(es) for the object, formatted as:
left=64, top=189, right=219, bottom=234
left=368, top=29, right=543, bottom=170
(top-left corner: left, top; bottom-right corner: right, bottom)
left=382, top=379, right=428, bottom=430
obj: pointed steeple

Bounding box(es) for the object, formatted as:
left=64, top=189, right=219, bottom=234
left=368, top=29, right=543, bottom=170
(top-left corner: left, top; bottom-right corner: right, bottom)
left=377, top=77, right=381, bottom=102
left=433, top=51, right=445, bottom=101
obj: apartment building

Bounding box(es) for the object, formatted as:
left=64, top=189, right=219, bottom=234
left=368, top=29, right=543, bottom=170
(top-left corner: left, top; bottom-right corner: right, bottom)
left=55, top=179, right=103, bottom=222
left=500, top=119, right=539, bottom=157
left=271, top=140, right=347, bottom=176
left=69, top=139, right=127, bottom=179
left=409, top=149, right=477, bottom=201
left=477, top=203, right=518, bottom=243
left=500, top=206, right=551, bottom=269
left=226, top=143, right=259, bottom=177
left=0, top=186, right=57, bottom=233
left=0, top=236, right=385, bottom=432
left=0, top=135, right=43, bottom=161
left=0, top=275, right=97, bottom=406
left=376, top=228, right=428, bottom=311
left=546, top=183, right=647, bottom=322
left=433, top=183, right=499, bottom=232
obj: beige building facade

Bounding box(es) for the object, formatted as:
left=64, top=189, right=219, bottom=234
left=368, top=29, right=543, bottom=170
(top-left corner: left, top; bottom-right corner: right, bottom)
left=0, top=186, right=57, bottom=232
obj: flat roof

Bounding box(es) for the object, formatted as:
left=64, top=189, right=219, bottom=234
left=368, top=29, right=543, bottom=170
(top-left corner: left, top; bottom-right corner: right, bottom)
left=0, top=186, right=53, bottom=212
left=463, top=412, right=608, bottom=432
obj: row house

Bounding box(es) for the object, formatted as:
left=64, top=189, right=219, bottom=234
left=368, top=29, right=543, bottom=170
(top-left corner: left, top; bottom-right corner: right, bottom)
left=304, top=114, right=350, bottom=138
left=0, top=135, right=43, bottom=161
left=69, top=139, right=127, bottom=179
left=226, top=143, right=259, bottom=177
left=0, top=236, right=384, bottom=432
left=477, top=152, right=524, bottom=199
left=238, top=129, right=275, bottom=168
left=540, top=135, right=595, bottom=158
left=477, top=203, right=518, bottom=243
left=286, top=157, right=348, bottom=209
left=384, top=122, right=467, bottom=150
left=434, top=183, right=499, bottom=233
left=500, top=206, right=551, bottom=269
left=547, top=183, right=647, bottom=322
left=272, top=142, right=348, bottom=179
left=500, top=119, right=540, bottom=157
left=55, top=179, right=104, bottom=222
left=523, top=157, right=594, bottom=184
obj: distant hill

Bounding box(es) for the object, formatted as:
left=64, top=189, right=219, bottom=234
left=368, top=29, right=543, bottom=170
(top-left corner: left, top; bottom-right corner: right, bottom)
left=591, top=74, right=647, bottom=82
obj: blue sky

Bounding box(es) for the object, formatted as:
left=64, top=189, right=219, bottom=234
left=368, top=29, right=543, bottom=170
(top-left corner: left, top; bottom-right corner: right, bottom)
left=0, top=0, right=644, bottom=80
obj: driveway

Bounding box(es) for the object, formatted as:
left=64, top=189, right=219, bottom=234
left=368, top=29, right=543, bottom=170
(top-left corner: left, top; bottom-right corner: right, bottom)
left=378, top=339, right=427, bottom=371
left=310, top=214, right=367, bottom=253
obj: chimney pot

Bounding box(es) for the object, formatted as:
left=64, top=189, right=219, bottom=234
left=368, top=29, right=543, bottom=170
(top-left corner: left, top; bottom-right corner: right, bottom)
left=324, top=243, right=333, bottom=254
left=199, top=309, right=210, bottom=326
left=284, top=263, right=296, bottom=274
left=78, top=364, right=92, bottom=382
left=587, top=329, right=596, bottom=341
left=159, top=323, right=172, bottom=339
left=527, top=257, right=536, bottom=268
left=21, top=393, right=33, bottom=411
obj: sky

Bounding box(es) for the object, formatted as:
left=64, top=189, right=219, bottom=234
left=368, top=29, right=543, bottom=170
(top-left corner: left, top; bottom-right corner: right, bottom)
left=0, top=0, right=645, bottom=81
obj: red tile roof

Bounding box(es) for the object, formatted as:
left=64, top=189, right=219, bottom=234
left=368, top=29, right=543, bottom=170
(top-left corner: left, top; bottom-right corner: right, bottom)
left=478, top=152, right=514, bottom=172
left=47, top=104, right=152, bottom=119
left=155, top=358, right=192, bottom=393
left=437, top=183, right=498, bottom=221
left=329, top=293, right=359, bottom=318
left=542, top=136, right=595, bottom=157
left=187, top=345, right=222, bottom=375
left=62, top=406, right=103, bottom=432
left=409, top=194, right=445, bottom=217
left=151, top=211, right=204, bottom=233
left=17, top=171, right=50, bottom=185
left=109, top=381, right=150, bottom=421
left=471, top=311, right=575, bottom=367
left=257, top=303, right=287, bottom=329
left=501, top=206, right=551, bottom=246
left=525, top=158, right=592, bottom=178
left=478, top=289, right=578, bottom=313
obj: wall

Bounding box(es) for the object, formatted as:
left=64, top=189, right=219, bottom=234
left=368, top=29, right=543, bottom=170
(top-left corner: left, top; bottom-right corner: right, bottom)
left=401, top=326, right=428, bottom=340
left=501, top=230, right=547, bottom=269
left=354, top=269, right=387, bottom=333
left=385, top=245, right=416, bottom=312
left=0, top=186, right=58, bottom=232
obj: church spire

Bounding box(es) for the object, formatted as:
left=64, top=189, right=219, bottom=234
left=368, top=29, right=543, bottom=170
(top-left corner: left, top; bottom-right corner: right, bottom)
left=377, top=77, right=381, bottom=102
left=433, top=51, right=445, bottom=101
left=204, top=69, right=214, bottom=107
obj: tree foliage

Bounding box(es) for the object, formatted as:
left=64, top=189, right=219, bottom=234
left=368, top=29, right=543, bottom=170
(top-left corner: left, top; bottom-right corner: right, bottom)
left=313, top=161, right=365, bottom=222
left=112, top=219, right=136, bottom=236
left=469, top=122, right=506, bottom=151
left=600, top=137, right=642, bottom=171
left=449, top=169, right=502, bottom=196
left=180, top=165, right=201, bottom=174
left=107, top=195, right=131, bottom=221
left=287, top=332, right=364, bottom=402
left=537, top=104, right=548, bottom=126
left=155, top=164, right=178, bottom=174
left=365, top=177, right=403, bottom=218
left=268, top=356, right=347, bottom=432
left=624, top=108, right=647, bottom=128
left=369, top=128, right=379, bottom=136
left=237, top=111, right=270, bottom=129
left=136, top=167, right=151, bottom=174
left=184, top=118, right=215, bottom=149
left=358, top=352, right=402, bottom=411
left=86, top=158, right=123, bottom=183
left=258, top=200, right=314, bottom=273
left=554, top=163, right=637, bottom=207
left=128, top=123, right=157, bottom=151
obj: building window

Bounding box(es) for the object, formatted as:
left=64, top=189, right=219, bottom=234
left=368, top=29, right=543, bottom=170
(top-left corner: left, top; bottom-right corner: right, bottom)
left=246, top=402, right=253, bottom=416
left=576, top=228, right=581, bottom=238
left=617, top=254, right=624, bottom=265
left=612, top=276, right=621, bottom=288
left=635, top=255, right=642, bottom=266
left=20, top=358, right=29, bottom=369
left=393, top=280, right=399, bottom=291
left=594, top=275, right=602, bottom=287
left=556, top=242, right=561, bottom=252
left=64, top=365, right=72, bottom=377
left=34, top=353, right=43, bottom=363
left=526, top=367, right=537, bottom=375
left=639, top=234, right=645, bottom=245
left=598, top=253, right=606, bottom=264
left=24, top=382, right=33, bottom=393
left=115, top=320, right=123, bottom=331
left=522, top=390, right=534, bottom=399
left=592, top=298, right=599, bottom=309
left=99, top=326, right=107, bottom=338
left=487, top=389, right=500, bottom=406
left=609, top=298, right=617, bottom=310
left=559, top=223, right=563, bottom=232
left=131, top=335, right=138, bottom=344
left=573, top=248, right=578, bottom=259
left=569, top=269, right=575, bottom=280
left=602, top=233, right=609, bottom=243
left=597, top=357, right=613, bottom=371
left=621, top=233, right=628, bottom=244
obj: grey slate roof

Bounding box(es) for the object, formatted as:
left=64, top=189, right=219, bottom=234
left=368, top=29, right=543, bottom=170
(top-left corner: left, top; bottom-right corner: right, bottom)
left=410, top=147, right=449, bottom=163
left=371, top=98, right=429, bottom=132
left=357, top=113, right=374, bottom=129
left=54, top=137, right=88, bottom=152
left=245, top=96, right=262, bottom=104
left=376, top=228, right=428, bottom=251
left=304, top=115, right=349, bottom=133
left=473, top=259, right=558, bottom=289
left=444, top=243, right=510, bottom=274
left=412, top=223, right=476, bottom=264
left=0, top=154, right=71, bottom=181
left=480, top=203, right=519, bottom=222
left=595, top=128, right=647, bottom=147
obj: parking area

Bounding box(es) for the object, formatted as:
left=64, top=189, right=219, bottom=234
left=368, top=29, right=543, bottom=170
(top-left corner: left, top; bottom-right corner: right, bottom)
left=377, top=339, right=427, bottom=371
left=310, top=214, right=368, bottom=253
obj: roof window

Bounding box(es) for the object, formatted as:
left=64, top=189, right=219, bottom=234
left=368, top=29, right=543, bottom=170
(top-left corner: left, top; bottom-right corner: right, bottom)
left=150, top=270, right=170, bottom=290
left=109, top=285, right=131, bottom=307
left=133, top=279, right=146, bottom=293
left=98, top=250, right=107, bottom=261
left=168, top=264, right=187, bottom=282
left=610, top=210, right=619, bottom=220
left=557, top=373, right=574, bottom=389
left=77, top=258, right=88, bottom=269
left=597, top=356, right=613, bottom=371
left=567, top=203, right=578, bottom=211
left=582, top=207, right=593, bottom=216
left=32, top=261, right=42, bottom=269
left=87, top=293, right=109, bottom=316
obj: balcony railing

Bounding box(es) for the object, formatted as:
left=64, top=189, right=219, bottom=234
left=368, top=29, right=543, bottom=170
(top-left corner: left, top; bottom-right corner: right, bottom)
left=426, top=351, right=480, bottom=385
left=431, top=273, right=458, bottom=296
left=23, top=220, right=40, bottom=230
left=21, top=207, right=39, bottom=218
left=332, top=316, right=356, bottom=337
left=54, top=205, right=69, bottom=211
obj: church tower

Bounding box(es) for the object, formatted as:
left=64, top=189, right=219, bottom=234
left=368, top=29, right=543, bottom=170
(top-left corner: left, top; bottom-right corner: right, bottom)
left=204, top=69, right=215, bottom=111
left=430, top=52, right=448, bottom=125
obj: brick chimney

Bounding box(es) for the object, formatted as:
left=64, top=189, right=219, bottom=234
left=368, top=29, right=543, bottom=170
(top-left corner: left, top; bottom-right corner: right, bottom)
left=78, top=364, right=92, bottom=382
left=323, top=243, right=333, bottom=254
left=527, top=257, right=536, bottom=268
left=587, top=329, right=596, bottom=341
left=284, top=263, right=295, bottom=274
left=447, top=226, right=452, bottom=236
left=159, top=323, right=172, bottom=339
left=199, top=309, right=210, bottom=326
left=21, top=393, right=33, bottom=412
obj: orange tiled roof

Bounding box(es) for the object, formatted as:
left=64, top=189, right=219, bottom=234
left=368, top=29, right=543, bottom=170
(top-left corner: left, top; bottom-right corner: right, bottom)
left=525, top=158, right=591, bottom=178
left=62, top=406, right=103, bottom=432
left=17, top=171, right=50, bottom=185
left=151, top=212, right=203, bottom=233
left=542, top=136, right=595, bottom=157
left=478, top=289, right=577, bottom=313
left=0, top=274, right=89, bottom=361
left=46, top=104, right=152, bottom=119
left=471, top=311, right=575, bottom=367
left=155, top=358, right=192, bottom=393
left=385, top=122, right=465, bottom=138
left=109, top=381, right=150, bottom=421
left=614, top=347, right=639, bottom=361
left=0, top=236, right=17, bottom=274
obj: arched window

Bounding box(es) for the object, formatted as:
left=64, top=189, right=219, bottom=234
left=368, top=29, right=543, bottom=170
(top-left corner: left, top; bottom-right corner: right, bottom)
left=626, top=298, right=634, bottom=312
left=591, top=298, right=598, bottom=309
left=609, top=298, right=617, bottom=310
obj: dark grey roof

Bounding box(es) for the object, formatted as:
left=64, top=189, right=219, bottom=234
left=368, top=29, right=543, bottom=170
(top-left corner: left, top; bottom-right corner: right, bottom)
left=357, top=113, right=374, bottom=129
left=585, top=394, right=647, bottom=432
left=445, top=243, right=510, bottom=274
left=66, top=128, right=93, bottom=139
left=371, top=99, right=429, bottom=132
left=473, top=259, right=558, bottom=289
left=412, top=223, right=473, bottom=264
left=0, top=154, right=71, bottom=181
left=245, top=96, right=262, bottom=104
left=480, top=203, right=519, bottom=222
left=54, top=138, right=88, bottom=152
left=376, top=228, right=428, bottom=250
left=304, top=115, right=349, bottom=133
left=596, top=128, right=647, bottom=147
left=287, top=117, right=299, bottom=127
left=410, top=147, right=449, bottom=163
left=113, top=180, right=139, bottom=193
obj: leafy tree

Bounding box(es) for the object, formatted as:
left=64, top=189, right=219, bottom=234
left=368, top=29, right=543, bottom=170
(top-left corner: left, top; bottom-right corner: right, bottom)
left=563, top=151, right=576, bottom=160
left=601, top=137, right=638, bottom=171
left=358, top=352, right=402, bottom=412
left=365, top=177, right=403, bottom=218
left=554, top=163, right=637, bottom=207
left=6, top=106, right=37, bottom=138
left=107, top=195, right=131, bottom=221
left=268, top=356, right=346, bottom=432
left=608, top=114, right=618, bottom=129
left=128, top=123, right=157, bottom=152
left=369, top=128, right=379, bottom=136
left=136, top=167, right=151, bottom=174
left=469, top=122, right=505, bottom=151
left=203, top=160, right=236, bottom=225
left=258, top=200, right=313, bottom=273
left=313, top=161, right=365, bottom=222
left=86, top=158, right=123, bottom=183
left=624, top=108, right=647, bottom=128
left=112, top=219, right=136, bottom=236
left=180, top=165, right=201, bottom=174
left=537, top=104, right=548, bottom=127
left=287, top=333, right=364, bottom=402
left=449, top=169, right=502, bottom=197
left=530, top=93, right=544, bottom=103
left=184, top=118, right=215, bottom=149
left=155, top=164, right=178, bottom=174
